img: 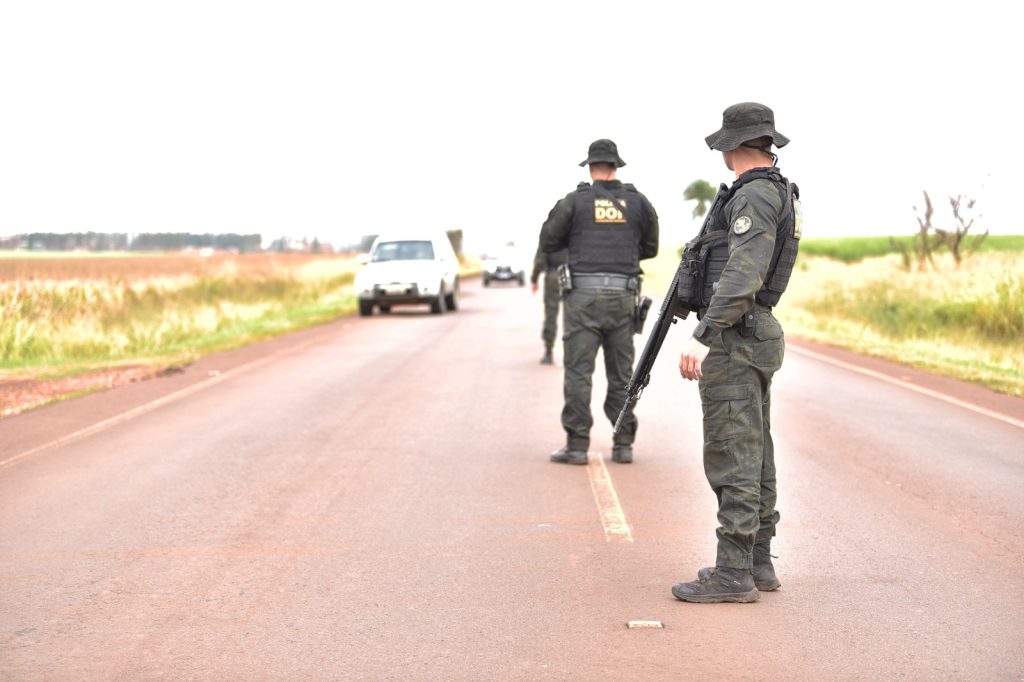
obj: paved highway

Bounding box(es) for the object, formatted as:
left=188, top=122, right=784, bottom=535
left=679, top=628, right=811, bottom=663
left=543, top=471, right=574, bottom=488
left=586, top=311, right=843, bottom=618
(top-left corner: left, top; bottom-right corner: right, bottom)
left=2, top=279, right=1023, bottom=680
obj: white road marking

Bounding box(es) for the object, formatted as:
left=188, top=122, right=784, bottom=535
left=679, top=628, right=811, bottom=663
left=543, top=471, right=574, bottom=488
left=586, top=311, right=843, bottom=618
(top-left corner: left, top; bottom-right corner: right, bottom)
left=587, top=452, right=634, bottom=543
left=789, top=344, right=1024, bottom=431
left=1, top=336, right=323, bottom=470
left=627, top=620, right=664, bottom=629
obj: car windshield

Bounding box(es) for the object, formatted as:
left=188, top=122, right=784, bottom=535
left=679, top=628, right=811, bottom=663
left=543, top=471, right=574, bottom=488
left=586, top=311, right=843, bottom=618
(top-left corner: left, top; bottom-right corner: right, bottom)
left=372, top=240, right=435, bottom=262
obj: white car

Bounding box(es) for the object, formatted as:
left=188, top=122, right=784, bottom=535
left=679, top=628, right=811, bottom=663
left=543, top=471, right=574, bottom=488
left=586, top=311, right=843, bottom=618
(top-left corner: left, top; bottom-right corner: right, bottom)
left=482, top=248, right=526, bottom=286
left=354, top=233, right=460, bottom=316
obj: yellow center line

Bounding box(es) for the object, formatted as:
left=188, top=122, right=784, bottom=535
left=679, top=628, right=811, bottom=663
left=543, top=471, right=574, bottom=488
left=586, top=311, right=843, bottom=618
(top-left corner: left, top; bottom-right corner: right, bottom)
left=587, top=451, right=633, bottom=543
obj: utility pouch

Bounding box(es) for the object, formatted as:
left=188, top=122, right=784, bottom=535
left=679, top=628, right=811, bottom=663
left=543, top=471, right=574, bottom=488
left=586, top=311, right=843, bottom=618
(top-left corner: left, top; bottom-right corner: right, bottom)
left=558, top=263, right=573, bottom=293
left=673, top=241, right=704, bottom=318
left=633, top=295, right=653, bottom=334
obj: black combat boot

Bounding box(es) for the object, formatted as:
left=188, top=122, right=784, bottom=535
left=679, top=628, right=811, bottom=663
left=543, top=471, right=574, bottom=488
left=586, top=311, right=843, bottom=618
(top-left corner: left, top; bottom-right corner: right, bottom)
left=752, top=540, right=780, bottom=591
left=541, top=347, right=554, bottom=365
left=697, top=542, right=780, bottom=591
left=611, top=444, right=633, bottom=463
left=672, top=567, right=760, bottom=603
left=549, top=447, right=587, bottom=465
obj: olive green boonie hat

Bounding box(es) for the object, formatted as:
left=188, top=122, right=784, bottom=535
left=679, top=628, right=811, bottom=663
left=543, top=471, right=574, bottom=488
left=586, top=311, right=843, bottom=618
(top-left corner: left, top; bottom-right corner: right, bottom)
left=705, top=102, right=790, bottom=151
left=579, top=138, right=627, bottom=167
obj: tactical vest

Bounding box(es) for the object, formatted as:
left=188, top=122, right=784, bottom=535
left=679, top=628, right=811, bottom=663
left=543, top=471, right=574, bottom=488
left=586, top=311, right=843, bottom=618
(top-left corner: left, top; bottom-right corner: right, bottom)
left=699, top=168, right=800, bottom=310
left=567, top=182, right=644, bottom=276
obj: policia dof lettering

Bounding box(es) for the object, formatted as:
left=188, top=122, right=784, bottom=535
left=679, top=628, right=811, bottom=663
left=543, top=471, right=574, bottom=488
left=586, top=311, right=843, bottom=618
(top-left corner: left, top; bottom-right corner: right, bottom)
left=672, top=102, right=803, bottom=604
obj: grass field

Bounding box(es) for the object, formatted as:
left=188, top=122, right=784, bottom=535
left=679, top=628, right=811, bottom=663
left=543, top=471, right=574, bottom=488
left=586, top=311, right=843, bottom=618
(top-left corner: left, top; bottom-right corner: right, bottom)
left=1, top=253, right=361, bottom=379
left=778, top=252, right=1024, bottom=396
left=798, top=234, right=1024, bottom=262
left=650, top=238, right=1024, bottom=397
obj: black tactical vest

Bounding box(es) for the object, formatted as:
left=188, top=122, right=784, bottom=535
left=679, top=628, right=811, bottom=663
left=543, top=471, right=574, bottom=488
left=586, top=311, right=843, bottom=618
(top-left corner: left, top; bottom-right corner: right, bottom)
left=700, top=168, right=800, bottom=309
left=567, top=182, right=644, bottom=276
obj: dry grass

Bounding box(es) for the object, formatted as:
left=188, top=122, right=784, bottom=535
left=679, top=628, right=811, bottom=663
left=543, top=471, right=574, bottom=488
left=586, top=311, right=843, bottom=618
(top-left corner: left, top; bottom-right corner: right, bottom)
left=1, top=253, right=361, bottom=378
left=777, top=253, right=1024, bottom=396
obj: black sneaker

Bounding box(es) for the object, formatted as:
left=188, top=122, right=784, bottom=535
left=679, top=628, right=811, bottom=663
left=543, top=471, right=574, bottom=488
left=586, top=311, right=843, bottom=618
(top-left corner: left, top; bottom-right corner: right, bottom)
left=672, top=567, right=760, bottom=603
left=549, top=447, right=588, bottom=465
left=611, top=445, right=633, bottom=463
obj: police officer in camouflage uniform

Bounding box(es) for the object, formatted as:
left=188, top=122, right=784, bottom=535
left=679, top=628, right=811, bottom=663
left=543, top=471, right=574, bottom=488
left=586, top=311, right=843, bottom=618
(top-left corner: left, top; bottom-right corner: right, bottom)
left=671, top=103, right=801, bottom=603
left=530, top=246, right=568, bottom=364
left=539, top=139, right=659, bottom=465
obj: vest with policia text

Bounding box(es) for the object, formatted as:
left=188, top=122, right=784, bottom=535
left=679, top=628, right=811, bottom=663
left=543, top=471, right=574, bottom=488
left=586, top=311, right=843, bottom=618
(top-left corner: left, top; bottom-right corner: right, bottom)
left=567, top=182, right=644, bottom=276
left=676, top=168, right=801, bottom=315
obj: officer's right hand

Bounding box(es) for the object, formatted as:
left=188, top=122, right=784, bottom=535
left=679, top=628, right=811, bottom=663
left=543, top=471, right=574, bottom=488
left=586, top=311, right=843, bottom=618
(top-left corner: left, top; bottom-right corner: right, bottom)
left=679, top=336, right=710, bottom=381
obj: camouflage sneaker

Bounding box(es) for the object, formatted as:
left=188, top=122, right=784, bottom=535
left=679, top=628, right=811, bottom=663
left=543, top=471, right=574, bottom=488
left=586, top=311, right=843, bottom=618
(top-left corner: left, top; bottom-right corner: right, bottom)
left=550, top=447, right=588, bottom=465
left=611, top=445, right=633, bottom=463
left=672, top=567, right=760, bottom=603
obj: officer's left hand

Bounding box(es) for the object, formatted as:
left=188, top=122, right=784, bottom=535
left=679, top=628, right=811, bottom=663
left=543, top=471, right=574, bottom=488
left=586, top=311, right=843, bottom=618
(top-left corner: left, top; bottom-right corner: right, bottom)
left=531, top=282, right=539, bottom=295
left=679, top=336, right=710, bottom=381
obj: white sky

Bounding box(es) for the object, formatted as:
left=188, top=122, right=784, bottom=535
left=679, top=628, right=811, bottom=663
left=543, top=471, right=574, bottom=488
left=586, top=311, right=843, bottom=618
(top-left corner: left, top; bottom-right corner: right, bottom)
left=1, top=1, right=1019, bottom=251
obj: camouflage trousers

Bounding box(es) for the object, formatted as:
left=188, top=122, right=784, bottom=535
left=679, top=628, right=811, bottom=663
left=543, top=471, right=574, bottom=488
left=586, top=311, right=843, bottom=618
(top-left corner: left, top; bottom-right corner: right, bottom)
left=541, top=270, right=562, bottom=350
left=698, top=308, right=785, bottom=569
left=561, top=288, right=636, bottom=451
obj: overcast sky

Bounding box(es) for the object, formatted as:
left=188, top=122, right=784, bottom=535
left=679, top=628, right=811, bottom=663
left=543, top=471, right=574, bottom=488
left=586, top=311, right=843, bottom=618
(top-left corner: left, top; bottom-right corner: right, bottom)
left=1, top=1, right=1019, bottom=250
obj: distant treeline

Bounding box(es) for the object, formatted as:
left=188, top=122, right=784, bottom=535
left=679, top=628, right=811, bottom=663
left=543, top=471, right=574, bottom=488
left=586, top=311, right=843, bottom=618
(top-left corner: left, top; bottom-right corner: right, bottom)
left=8, top=232, right=263, bottom=252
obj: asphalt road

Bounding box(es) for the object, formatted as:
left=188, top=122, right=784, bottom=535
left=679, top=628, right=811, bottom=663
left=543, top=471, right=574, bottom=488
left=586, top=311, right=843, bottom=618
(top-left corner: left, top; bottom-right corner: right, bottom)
left=2, top=278, right=1023, bottom=680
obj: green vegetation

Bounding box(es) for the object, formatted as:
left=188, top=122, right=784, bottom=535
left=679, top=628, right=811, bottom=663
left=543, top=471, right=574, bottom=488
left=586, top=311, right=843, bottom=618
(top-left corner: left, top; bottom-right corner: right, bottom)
left=799, top=234, right=1024, bottom=262
left=1, top=256, right=359, bottom=378
left=779, top=251, right=1024, bottom=396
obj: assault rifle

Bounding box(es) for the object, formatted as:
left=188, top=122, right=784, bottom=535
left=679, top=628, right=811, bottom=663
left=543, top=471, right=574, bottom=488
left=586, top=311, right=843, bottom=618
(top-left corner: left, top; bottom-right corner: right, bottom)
left=612, top=186, right=729, bottom=434
left=612, top=267, right=685, bottom=434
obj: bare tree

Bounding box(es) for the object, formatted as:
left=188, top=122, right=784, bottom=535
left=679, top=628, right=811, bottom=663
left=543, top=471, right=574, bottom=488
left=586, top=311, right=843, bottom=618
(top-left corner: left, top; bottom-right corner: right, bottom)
left=935, top=195, right=987, bottom=265
left=913, top=191, right=938, bottom=270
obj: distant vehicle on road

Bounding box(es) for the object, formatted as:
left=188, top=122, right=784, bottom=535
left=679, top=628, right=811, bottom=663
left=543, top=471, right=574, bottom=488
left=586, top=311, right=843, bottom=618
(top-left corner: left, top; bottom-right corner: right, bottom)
left=354, top=234, right=460, bottom=316
left=482, top=248, right=526, bottom=287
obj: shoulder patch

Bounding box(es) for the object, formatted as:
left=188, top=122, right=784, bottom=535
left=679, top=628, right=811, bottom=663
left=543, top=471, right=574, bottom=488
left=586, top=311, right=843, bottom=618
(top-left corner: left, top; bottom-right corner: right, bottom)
left=732, top=216, right=752, bottom=235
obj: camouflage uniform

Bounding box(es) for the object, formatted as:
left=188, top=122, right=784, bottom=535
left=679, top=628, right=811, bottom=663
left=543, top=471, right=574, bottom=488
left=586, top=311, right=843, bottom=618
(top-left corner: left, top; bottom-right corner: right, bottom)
left=540, top=140, right=659, bottom=461
left=691, top=176, right=788, bottom=569
left=673, top=102, right=798, bottom=603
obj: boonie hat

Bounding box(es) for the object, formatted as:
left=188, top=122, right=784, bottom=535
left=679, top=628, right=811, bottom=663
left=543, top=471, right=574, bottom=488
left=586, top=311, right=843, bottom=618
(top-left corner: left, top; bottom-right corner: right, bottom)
left=579, top=139, right=627, bottom=167
left=705, top=102, right=790, bottom=151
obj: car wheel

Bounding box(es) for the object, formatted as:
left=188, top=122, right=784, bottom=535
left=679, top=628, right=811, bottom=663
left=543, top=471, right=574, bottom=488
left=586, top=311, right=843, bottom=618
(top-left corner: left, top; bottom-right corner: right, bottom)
left=430, top=283, right=446, bottom=314
left=379, top=305, right=391, bottom=314
left=359, top=300, right=373, bottom=317
left=483, top=276, right=490, bottom=287
left=517, top=275, right=525, bottom=286
left=445, top=279, right=459, bottom=311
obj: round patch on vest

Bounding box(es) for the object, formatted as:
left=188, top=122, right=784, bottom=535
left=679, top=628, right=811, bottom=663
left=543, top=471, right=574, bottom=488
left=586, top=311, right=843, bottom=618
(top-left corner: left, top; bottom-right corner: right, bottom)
left=733, top=216, right=752, bottom=234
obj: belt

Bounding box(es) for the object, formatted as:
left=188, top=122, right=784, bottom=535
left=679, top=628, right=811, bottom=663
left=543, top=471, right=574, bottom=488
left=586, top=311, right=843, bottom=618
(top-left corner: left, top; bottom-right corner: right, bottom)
left=698, top=302, right=773, bottom=324
left=573, top=273, right=638, bottom=291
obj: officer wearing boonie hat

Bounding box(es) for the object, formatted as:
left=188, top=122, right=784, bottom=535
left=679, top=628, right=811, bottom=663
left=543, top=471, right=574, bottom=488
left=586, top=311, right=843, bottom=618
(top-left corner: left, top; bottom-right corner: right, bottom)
left=538, top=139, right=659, bottom=465
left=671, top=103, right=802, bottom=603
